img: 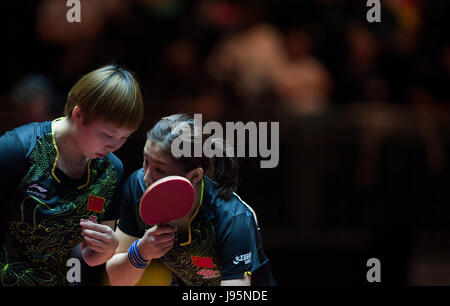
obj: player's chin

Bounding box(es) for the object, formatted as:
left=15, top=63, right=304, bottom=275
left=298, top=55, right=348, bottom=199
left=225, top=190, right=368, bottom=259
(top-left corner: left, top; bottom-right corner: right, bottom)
left=144, top=179, right=155, bottom=188
left=89, top=152, right=108, bottom=159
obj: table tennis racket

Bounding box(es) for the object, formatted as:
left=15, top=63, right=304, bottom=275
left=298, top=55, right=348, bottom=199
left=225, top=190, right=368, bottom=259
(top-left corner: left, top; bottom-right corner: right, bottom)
left=139, top=175, right=195, bottom=225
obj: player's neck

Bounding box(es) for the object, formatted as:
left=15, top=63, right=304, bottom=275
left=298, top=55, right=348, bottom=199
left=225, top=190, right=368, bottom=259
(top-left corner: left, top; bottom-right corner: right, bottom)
left=191, top=180, right=203, bottom=218
left=52, top=117, right=89, bottom=178
left=173, top=181, right=203, bottom=227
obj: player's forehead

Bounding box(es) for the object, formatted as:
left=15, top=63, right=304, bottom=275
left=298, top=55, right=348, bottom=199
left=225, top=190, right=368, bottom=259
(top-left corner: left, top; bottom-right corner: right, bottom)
left=143, top=140, right=160, bottom=156
left=143, top=140, right=175, bottom=166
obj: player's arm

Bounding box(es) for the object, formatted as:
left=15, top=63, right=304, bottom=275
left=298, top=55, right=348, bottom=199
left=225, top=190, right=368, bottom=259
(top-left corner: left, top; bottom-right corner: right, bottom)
left=106, top=227, right=144, bottom=286
left=106, top=225, right=175, bottom=286
left=106, top=170, right=175, bottom=285
left=218, top=213, right=262, bottom=286
left=221, top=275, right=251, bottom=286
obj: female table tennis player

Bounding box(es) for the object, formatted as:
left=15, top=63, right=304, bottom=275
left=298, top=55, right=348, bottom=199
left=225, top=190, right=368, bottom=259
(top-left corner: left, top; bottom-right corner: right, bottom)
left=107, top=113, right=276, bottom=286
left=0, top=65, right=144, bottom=285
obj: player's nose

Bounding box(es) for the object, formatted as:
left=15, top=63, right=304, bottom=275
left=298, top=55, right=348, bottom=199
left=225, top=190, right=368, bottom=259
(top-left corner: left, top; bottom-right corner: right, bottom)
left=143, top=170, right=153, bottom=187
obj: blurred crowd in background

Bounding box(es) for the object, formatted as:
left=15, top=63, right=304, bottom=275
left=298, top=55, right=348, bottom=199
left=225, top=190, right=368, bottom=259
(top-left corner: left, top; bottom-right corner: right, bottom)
left=1, top=0, right=448, bottom=122
left=0, top=0, right=449, bottom=285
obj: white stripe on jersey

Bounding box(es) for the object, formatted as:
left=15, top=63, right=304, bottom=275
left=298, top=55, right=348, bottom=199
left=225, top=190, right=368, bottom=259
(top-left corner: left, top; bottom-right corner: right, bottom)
left=232, top=192, right=260, bottom=230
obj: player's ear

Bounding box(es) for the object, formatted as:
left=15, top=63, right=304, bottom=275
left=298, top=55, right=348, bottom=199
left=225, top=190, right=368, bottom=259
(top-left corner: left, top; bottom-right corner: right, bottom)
left=186, top=167, right=203, bottom=186
left=72, top=105, right=84, bottom=126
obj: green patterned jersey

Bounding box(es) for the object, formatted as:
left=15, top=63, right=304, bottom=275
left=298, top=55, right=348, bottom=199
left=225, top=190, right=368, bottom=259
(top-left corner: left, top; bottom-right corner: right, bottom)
left=0, top=120, right=123, bottom=285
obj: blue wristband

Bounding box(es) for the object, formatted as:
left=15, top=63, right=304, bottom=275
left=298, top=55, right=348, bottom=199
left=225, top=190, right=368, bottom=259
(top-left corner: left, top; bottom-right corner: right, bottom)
left=128, top=240, right=149, bottom=269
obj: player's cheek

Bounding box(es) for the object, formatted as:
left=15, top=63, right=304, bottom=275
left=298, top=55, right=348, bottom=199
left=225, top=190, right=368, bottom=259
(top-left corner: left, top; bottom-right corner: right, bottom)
left=81, top=139, right=96, bottom=157
left=107, top=138, right=126, bottom=152
left=117, top=138, right=127, bottom=150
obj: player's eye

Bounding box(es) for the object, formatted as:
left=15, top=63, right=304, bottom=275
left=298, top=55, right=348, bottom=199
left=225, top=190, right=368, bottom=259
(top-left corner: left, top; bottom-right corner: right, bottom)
left=156, top=168, right=165, bottom=175
left=101, top=132, right=113, bottom=139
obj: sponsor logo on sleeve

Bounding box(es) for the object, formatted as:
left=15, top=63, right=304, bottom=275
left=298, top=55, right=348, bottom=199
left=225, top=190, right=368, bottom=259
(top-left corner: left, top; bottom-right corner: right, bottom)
left=233, top=251, right=252, bottom=265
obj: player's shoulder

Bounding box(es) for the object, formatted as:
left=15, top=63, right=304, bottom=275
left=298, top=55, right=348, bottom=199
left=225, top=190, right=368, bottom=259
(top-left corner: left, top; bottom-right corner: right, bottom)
left=3, top=121, right=51, bottom=157
left=105, top=152, right=123, bottom=173
left=126, top=168, right=145, bottom=186
left=123, top=168, right=146, bottom=203
left=10, top=121, right=51, bottom=137
left=204, top=176, right=258, bottom=227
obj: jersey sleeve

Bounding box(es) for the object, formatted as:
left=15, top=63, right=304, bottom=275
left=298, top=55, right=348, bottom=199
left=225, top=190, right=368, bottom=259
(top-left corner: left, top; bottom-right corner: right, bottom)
left=217, top=213, right=267, bottom=281
left=0, top=129, right=26, bottom=197
left=117, top=172, right=145, bottom=238
left=0, top=129, right=27, bottom=242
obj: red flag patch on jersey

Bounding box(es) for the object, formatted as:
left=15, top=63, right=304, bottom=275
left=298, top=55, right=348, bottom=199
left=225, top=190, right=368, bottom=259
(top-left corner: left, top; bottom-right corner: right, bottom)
left=87, top=195, right=105, bottom=213
left=191, top=256, right=215, bottom=269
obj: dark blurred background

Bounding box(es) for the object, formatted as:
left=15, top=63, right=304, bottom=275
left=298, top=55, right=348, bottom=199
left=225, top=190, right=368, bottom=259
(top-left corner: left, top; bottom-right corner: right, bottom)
left=0, top=0, right=449, bottom=285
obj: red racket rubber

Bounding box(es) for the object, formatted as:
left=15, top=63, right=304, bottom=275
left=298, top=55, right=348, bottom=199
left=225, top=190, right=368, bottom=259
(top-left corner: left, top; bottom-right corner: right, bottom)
left=139, top=175, right=195, bottom=225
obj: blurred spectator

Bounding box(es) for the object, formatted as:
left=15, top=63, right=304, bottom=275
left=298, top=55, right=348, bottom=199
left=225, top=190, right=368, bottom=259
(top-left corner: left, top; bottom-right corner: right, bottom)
left=410, top=89, right=446, bottom=175
left=162, top=36, right=226, bottom=119
left=207, top=23, right=286, bottom=106
left=208, top=22, right=332, bottom=116
left=340, top=23, right=389, bottom=103
left=37, top=0, right=129, bottom=46
left=36, top=0, right=131, bottom=83
left=272, top=28, right=332, bottom=115
left=208, top=22, right=283, bottom=99
left=9, top=74, right=60, bottom=124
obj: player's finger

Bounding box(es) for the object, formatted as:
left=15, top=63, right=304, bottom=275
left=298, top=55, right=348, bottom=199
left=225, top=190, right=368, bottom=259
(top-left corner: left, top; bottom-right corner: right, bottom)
left=80, top=220, right=113, bottom=233
left=159, top=244, right=174, bottom=255
left=82, top=229, right=109, bottom=243
left=155, top=232, right=175, bottom=241
left=149, top=224, right=176, bottom=235
left=85, top=243, right=108, bottom=253
left=82, top=236, right=108, bottom=252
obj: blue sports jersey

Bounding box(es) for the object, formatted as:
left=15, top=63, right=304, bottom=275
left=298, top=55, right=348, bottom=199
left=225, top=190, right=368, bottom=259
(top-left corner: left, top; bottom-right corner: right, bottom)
left=0, top=120, right=123, bottom=285
left=118, top=169, right=276, bottom=286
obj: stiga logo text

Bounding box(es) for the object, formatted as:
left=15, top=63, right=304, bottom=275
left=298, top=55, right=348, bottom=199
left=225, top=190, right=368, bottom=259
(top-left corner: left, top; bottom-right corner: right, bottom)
left=233, top=252, right=252, bottom=265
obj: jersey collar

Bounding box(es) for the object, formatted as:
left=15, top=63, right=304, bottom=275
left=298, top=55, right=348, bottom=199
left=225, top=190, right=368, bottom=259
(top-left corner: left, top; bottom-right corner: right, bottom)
left=179, top=178, right=204, bottom=247
left=50, top=117, right=92, bottom=189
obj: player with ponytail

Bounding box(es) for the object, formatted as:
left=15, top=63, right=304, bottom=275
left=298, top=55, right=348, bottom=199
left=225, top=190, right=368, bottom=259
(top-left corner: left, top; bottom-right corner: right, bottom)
left=107, top=113, right=276, bottom=286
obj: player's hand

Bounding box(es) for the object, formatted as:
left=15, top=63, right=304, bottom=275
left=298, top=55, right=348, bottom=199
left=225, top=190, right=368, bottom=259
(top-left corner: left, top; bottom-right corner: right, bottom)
left=137, top=225, right=176, bottom=260
left=80, top=220, right=119, bottom=255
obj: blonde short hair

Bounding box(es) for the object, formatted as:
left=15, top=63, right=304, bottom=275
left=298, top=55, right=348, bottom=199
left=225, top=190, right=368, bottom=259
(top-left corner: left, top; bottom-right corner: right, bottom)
left=65, top=65, right=144, bottom=130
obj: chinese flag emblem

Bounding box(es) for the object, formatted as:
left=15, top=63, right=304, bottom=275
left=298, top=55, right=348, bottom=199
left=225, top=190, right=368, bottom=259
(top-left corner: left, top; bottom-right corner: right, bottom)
left=87, top=195, right=105, bottom=213
left=191, top=256, right=215, bottom=269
